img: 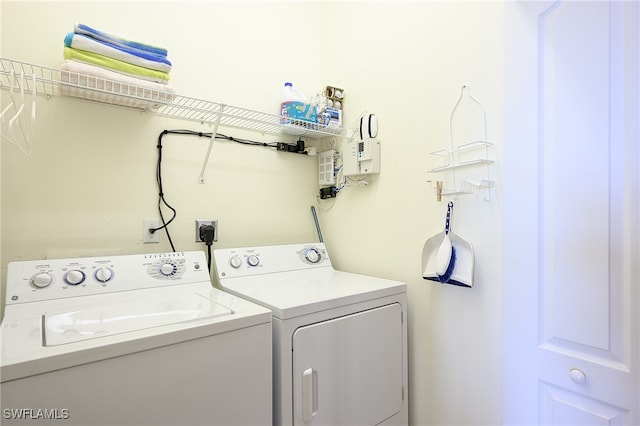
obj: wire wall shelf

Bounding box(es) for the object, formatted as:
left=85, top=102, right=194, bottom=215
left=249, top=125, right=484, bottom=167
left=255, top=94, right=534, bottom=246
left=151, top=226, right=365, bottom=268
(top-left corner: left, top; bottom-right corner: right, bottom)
left=0, top=58, right=343, bottom=140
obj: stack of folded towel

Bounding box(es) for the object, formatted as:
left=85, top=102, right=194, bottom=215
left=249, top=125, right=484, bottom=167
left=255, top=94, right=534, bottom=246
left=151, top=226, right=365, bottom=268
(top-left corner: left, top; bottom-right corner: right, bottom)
left=60, top=23, right=176, bottom=110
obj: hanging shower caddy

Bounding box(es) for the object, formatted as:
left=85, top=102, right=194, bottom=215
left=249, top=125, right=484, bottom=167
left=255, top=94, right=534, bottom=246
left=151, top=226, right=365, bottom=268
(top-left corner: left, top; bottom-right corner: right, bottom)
left=429, top=85, right=495, bottom=200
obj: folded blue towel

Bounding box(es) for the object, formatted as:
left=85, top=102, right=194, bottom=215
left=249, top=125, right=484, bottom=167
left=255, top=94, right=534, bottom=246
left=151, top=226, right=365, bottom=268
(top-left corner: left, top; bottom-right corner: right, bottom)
left=65, top=33, right=171, bottom=74
left=74, top=23, right=168, bottom=57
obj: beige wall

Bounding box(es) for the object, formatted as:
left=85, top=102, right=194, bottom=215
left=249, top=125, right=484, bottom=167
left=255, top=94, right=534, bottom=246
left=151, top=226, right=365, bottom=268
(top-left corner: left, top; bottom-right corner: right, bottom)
left=1, top=1, right=504, bottom=425
left=319, top=3, right=504, bottom=425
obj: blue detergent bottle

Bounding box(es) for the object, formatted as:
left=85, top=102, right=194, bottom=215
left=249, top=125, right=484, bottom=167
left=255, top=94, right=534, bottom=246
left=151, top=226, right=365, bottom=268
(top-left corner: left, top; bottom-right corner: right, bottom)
left=281, top=82, right=316, bottom=125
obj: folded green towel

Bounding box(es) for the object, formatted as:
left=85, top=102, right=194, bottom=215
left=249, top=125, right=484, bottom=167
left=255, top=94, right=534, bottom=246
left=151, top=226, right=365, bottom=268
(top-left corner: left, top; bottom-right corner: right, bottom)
left=63, top=47, right=170, bottom=84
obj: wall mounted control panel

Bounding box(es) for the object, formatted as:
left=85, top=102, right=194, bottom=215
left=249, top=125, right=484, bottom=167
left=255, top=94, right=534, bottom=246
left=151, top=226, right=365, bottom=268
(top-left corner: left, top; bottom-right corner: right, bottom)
left=343, top=139, right=381, bottom=177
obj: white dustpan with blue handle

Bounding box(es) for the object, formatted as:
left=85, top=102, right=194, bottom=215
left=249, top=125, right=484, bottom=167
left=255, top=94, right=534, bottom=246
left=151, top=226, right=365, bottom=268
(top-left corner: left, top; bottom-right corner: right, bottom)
left=422, top=202, right=475, bottom=287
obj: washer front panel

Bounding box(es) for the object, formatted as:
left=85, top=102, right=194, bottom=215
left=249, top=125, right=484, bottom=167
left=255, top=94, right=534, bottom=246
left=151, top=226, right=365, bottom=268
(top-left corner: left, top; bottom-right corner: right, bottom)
left=5, top=251, right=207, bottom=305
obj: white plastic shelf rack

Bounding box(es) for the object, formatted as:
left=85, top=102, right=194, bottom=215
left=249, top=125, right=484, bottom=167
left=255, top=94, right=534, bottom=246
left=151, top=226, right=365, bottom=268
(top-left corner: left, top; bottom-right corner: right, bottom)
left=429, top=140, right=495, bottom=196
left=429, top=86, right=495, bottom=200
left=0, top=58, right=342, bottom=139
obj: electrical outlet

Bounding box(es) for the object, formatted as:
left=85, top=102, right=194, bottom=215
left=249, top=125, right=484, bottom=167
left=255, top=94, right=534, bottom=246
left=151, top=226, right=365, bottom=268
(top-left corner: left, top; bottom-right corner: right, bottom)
left=143, top=218, right=161, bottom=243
left=195, top=220, right=218, bottom=242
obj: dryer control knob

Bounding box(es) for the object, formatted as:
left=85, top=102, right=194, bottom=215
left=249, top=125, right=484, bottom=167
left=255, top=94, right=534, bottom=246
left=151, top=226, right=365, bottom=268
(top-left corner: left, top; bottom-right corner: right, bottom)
left=229, top=256, right=242, bottom=269
left=160, top=263, right=176, bottom=276
left=247, top=255, right=260, bottom=267
left=304, top=248, right=322, bottom=263
left=65, top=270, right=86, bottom=285
left=31, top=272, right=53, bottom=288
left=95, top=267, right=113, bottom=283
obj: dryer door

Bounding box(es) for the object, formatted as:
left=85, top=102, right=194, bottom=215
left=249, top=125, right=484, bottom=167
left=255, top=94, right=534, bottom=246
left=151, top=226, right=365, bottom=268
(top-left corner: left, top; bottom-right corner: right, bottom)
left=292, top=303, right=404, bottom=425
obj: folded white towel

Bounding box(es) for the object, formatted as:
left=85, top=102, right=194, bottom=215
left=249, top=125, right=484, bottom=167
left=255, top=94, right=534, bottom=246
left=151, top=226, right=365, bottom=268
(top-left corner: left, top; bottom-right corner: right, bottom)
left=59, top=60, right=176, bottom=111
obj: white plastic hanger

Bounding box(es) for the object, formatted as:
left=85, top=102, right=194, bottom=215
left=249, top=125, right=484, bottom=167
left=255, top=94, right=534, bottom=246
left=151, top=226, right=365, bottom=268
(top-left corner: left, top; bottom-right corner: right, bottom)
left=2, top=70, right=36, bottom=154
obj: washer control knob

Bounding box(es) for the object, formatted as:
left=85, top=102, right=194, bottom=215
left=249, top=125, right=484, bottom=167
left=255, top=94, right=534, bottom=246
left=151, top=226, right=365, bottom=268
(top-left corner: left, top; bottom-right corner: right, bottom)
left=229, top=256, right=242, bottom=269
left=304, top=248, right=322, bottom=263
left=31, top=273, right=53, bottom=288
left=95, top=267, right=113, bottom=283
left=65, top=270, right=86, bottom=285
left=160, top=263, right=176, bottom=276
left=247, top=255, right=260, bottom=267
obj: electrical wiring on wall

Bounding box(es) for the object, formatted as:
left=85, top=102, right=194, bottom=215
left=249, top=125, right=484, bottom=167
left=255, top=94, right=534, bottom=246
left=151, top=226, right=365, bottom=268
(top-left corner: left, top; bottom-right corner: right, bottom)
left=148, top=129, right=300, bottom=253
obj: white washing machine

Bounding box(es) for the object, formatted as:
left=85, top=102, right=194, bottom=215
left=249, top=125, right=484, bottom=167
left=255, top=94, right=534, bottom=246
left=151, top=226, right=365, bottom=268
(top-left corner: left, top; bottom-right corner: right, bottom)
left=214, top=243, right=408, bottom=426
left=1, top=251, right=272, bottom=426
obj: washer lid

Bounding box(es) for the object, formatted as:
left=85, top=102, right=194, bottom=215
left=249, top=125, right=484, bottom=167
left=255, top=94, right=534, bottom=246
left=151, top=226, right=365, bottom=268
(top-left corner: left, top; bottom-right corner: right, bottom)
left=1, top=283, right=272, bottom=383
left=43, top=293, right=232, bottom=346
left=219, top=268, right=406, bottom=320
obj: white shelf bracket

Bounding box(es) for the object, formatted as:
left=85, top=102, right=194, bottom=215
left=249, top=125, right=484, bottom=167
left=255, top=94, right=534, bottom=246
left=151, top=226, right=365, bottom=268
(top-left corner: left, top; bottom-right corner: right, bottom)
left=199, top=104, right=225, bottom=184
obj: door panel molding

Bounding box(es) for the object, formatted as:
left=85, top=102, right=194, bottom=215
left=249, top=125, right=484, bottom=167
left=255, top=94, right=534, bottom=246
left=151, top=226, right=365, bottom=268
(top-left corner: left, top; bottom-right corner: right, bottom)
left=503, top=1, right=639, bottom=424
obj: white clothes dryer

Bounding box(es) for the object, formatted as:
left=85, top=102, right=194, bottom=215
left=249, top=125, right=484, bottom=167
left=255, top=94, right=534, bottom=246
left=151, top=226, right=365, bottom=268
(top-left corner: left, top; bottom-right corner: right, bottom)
left=1, top=251, right=272, bottom=426
left=214, top=243, right=408, bottom=426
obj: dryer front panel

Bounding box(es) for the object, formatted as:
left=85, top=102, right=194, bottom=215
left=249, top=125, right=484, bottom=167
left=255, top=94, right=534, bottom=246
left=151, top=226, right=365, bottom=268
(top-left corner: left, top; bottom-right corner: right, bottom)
left=292, top=303, right=404, bottom=425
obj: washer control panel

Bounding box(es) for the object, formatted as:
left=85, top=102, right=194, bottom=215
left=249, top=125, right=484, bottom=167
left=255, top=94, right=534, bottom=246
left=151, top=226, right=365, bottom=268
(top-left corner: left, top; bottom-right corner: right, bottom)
left=214, top=243, right=331, bottom=279
left=5, top=251, right=207, bottom=305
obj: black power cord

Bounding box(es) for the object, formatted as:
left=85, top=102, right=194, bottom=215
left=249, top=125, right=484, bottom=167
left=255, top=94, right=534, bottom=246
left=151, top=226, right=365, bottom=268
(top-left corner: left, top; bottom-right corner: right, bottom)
left=149, top=130, right=177, bottom=251
left=148, top=129, right=304, bottom=253
left=199, top=224, right=216, bottom=272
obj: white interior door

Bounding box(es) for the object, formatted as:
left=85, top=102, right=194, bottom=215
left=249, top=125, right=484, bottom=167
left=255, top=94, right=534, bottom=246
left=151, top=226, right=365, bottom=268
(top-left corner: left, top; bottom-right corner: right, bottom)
left=292, top=303, right=404, bottom=426
left=503, top=1, right=639, bottom=424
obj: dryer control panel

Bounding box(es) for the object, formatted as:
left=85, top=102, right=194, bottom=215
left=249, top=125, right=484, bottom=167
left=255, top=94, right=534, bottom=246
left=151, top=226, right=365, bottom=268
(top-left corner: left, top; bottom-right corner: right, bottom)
left=214, top=243, right=332, bottom=279
left=5, top=251, right=209, bottom=305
